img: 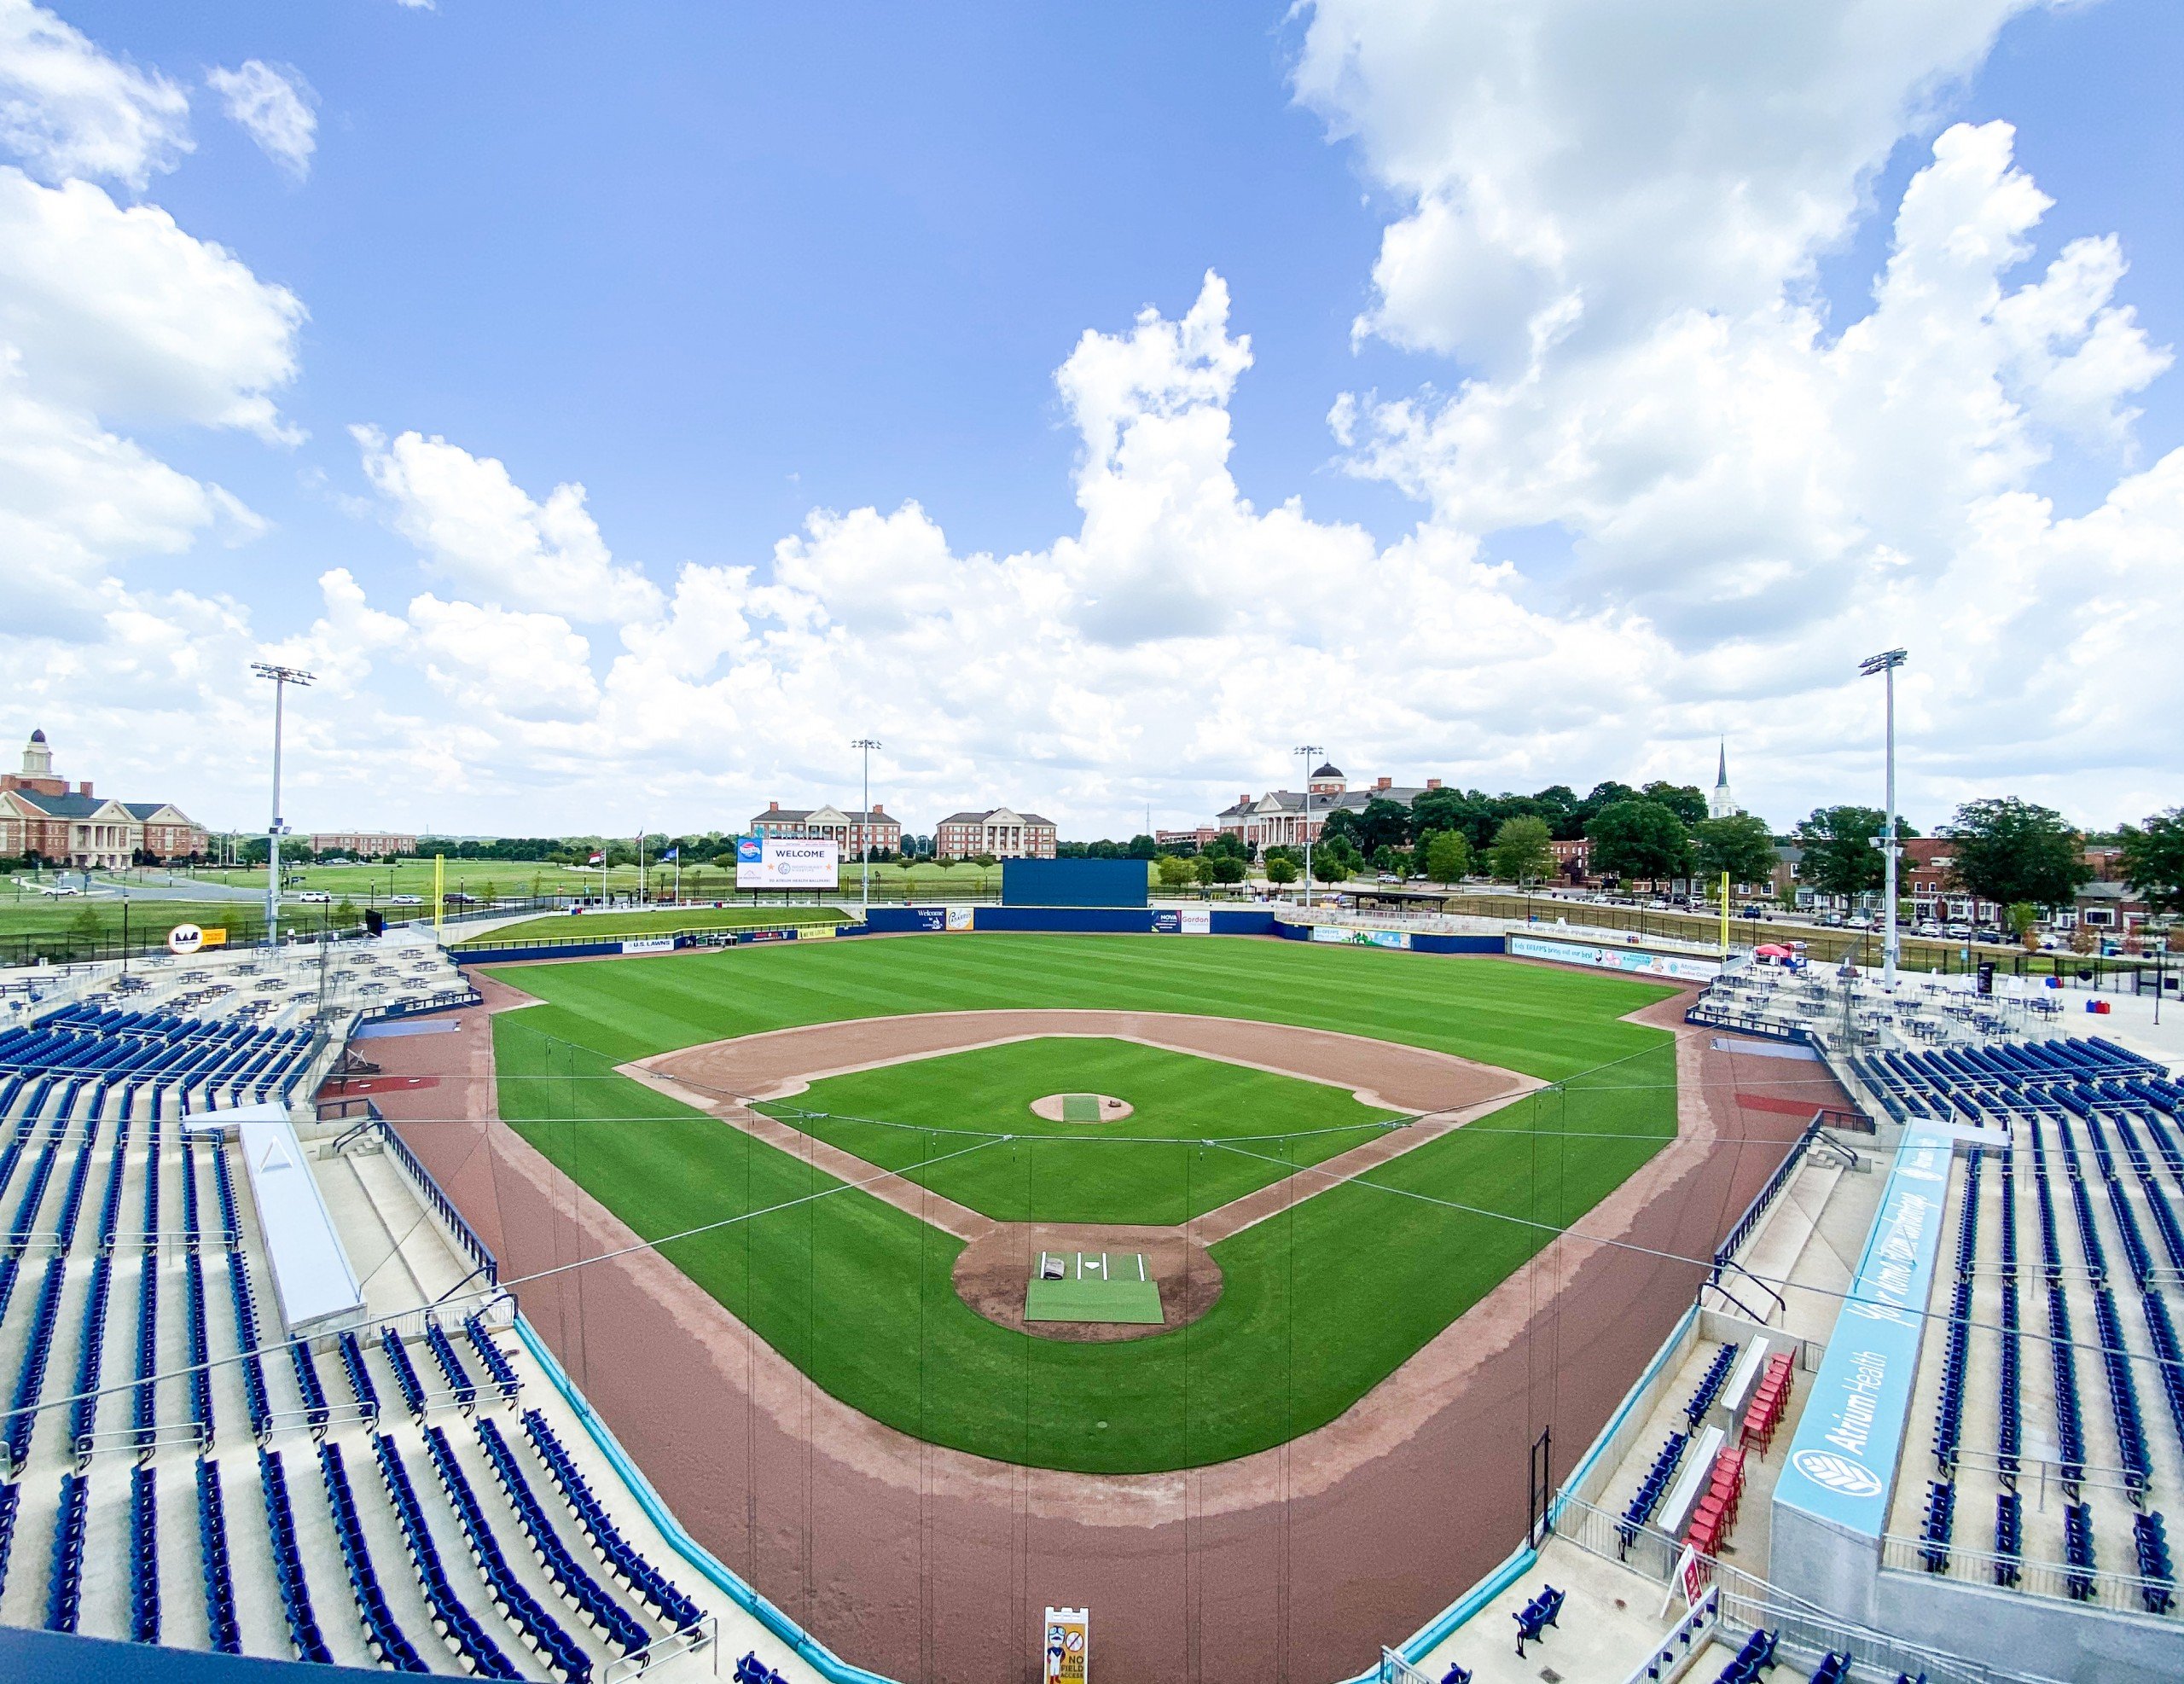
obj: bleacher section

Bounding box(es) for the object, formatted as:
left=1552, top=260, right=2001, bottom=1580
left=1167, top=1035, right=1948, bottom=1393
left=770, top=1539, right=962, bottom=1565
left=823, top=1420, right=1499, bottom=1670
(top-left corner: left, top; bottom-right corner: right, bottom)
left=1876, top=1036, right=2184, bottom=1621
left=0, top=997, right=760, bottom=1680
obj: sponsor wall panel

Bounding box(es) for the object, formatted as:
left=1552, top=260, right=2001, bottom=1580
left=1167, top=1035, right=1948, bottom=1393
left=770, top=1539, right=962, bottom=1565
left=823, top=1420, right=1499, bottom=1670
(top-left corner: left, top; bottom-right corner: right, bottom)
left=1310, top=925, right=1411, bottom=949
left=1507, top=933, right=1721, bottom=982
left=1774, top=1118, right=1954, bottom=1536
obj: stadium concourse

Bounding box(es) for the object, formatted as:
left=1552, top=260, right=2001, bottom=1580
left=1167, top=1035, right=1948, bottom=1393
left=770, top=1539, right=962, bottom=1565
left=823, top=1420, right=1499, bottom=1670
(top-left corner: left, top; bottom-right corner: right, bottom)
left=0, top=932, right=816, bottom=1684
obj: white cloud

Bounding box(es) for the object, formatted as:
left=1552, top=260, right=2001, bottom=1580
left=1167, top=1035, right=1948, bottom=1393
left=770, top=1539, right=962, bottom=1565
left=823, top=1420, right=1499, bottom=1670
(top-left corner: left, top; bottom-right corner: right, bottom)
left=354, top=427, right=665, bottom=624
left=206, top=60, right=315, bottom=182
left=1292, top=0, right=2042, bottom=369
left=0, top=0, right=189, bottom=189
left=405, top=595, right=601, bottom=723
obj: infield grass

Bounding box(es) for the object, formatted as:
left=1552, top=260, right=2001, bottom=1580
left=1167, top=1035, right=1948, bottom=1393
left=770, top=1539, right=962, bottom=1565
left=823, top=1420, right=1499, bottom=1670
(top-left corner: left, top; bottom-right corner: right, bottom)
left=767, top=1036, right=1405, bottom=1223
left=491, top=933, right=1678, bottom=1473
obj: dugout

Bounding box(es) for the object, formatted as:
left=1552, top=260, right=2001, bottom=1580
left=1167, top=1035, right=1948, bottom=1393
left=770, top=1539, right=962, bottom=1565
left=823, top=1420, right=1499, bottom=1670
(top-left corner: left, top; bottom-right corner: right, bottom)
left=1002, top=857, right=1148, bottom=908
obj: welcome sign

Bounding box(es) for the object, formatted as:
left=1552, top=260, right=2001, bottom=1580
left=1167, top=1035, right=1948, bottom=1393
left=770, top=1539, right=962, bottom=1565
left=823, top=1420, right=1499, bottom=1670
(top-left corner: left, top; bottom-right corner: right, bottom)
left=1774, top=1118, right=1953, bottom=1537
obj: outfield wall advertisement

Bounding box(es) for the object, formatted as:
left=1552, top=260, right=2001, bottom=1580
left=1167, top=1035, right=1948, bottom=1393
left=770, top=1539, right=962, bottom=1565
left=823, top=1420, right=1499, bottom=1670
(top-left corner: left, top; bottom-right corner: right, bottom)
left=1507, top=934, right=1721, bottom=981
left=1310, top=925, right=1411, bottom=949
left=735, top=836, right=839, bottom=889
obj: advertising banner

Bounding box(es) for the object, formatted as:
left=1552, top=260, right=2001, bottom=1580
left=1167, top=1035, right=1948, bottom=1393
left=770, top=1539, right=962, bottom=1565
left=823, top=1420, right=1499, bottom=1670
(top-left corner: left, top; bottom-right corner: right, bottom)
left=619, top=937, right=675, bottom=955
left=1043, top=1608, right=1089, bottom=1684
left=945, top=905, right=975, bottom=932
left=1507, top=934, right=1721, bottom=982
left=1179, top=908, right=1211, bottom=936
left=1310, top=925, right=1411, bottom=949
left=1774, top=1118, right=1952, bottom=1536
left=167, top=923, right=205, bottom=955
left=1152, top=910, right=1182, bottom=933
left=735, top=836, right=840, bottom=890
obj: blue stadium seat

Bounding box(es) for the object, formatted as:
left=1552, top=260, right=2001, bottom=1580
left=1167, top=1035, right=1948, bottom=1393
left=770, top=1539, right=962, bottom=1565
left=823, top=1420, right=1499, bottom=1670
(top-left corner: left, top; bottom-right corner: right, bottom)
left=522, top=1408, right=701, bottom=1631
left=258, top=1448, right=335, bottom=1664
left=197, top=1456, right=242, bottom=1654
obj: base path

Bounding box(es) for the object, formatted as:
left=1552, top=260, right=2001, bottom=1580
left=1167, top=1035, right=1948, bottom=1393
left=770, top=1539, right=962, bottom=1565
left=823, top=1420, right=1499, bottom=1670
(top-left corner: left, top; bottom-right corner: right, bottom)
left=363, top=972, right=1841, bottom=1684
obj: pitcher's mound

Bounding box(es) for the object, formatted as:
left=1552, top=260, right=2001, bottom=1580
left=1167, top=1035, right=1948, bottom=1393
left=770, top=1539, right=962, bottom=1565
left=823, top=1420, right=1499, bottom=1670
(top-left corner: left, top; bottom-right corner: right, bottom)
left=1030, top=1092, right=1133, bottom=1124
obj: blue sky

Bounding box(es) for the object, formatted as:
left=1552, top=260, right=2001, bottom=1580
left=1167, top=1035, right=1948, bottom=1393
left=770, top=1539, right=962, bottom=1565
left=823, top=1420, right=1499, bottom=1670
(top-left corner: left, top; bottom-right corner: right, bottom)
left=4, top=1, right=2181, bottom=839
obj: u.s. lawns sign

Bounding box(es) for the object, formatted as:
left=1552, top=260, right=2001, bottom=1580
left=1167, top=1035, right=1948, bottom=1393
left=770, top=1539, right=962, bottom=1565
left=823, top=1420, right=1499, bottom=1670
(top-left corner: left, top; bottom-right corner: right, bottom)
left=1774, top=1118, right=1953, bottom=1536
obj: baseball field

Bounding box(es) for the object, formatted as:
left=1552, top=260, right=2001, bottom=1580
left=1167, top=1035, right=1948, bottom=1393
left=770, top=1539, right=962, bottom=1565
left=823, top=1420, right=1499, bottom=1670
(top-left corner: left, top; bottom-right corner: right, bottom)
left=489, top=933, right=1679, bottom=1474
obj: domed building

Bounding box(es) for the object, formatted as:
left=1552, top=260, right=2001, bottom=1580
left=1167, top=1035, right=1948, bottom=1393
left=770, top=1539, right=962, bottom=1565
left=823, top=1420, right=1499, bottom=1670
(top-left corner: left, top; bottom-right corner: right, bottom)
left=0, top=729, right=209, bottom=868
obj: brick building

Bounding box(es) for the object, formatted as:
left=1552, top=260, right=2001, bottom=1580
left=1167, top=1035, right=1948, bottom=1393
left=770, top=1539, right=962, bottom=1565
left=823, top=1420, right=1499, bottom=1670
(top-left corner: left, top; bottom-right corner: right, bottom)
left=310, top=833, right=418, bottom=858
left=0, top=729, right=207, bottom=868
left=933, top=807, right=1057, bottom=861
left=1215, top=764, right=1449, bottom=855
left=750, top=801, right=901, bottom=859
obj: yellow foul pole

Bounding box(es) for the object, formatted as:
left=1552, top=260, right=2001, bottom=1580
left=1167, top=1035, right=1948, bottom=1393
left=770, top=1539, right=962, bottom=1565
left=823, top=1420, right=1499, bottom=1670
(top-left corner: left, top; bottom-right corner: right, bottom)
left=434, top=853, right=444, bottom=941
left=1720, top=870, right=1730, bottom=957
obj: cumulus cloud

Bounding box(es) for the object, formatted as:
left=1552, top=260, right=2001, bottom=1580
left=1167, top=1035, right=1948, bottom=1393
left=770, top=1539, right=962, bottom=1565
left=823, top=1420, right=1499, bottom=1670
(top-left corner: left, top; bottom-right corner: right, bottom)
left=206, top=60, right=315, bottom=182
left=354, top=427, right=665, bottom=624
left=0, top=0, right=190, bottom=189
left=1292, top=0, right=2042, bottom=369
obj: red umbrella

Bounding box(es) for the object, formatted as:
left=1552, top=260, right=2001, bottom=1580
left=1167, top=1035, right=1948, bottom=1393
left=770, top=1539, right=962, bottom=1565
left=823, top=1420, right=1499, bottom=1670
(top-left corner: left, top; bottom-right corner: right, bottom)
left=1754, top=944, right=1793, bottom=958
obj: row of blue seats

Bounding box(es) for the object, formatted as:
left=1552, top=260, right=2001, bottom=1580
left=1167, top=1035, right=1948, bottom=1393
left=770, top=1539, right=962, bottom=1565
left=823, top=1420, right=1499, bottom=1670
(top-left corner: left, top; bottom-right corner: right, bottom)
left=2137, top=1512, right=2176, bottom=1614
left=372, top=1428, right=521, bottom=1677
left=1918, top=1479, right=1954, bottom=1571
left=2091, top=1286, right=2152, bottom=1499
left=131, top=1461, right=160, bottom=1644
left=199, top=1455, right=242, bottom=1653
left=1618, top=1429, right=1687, bottom=1549
left=1709, top=1627, right=1776, bottom=1683
left=476, top=1414, right=653, bottom=1653
left=423, top=1422, right=592, bottom=1681
left=46, top=1466, right=86, bottom=1632
left=260, top=1446, right=336, bottom=1664
left=1684, top=1342, right=1737, bottom=1428
left=1933, top=1152, right=1981, bottom=1473
left=319, top=1437, right=428, bottom=1669
left=2064, top=1501, right=2096, bottom=1601
left=522, top=1408, right=702, bottom=1631
left=1995, top=1488, right=2023, bottom=1586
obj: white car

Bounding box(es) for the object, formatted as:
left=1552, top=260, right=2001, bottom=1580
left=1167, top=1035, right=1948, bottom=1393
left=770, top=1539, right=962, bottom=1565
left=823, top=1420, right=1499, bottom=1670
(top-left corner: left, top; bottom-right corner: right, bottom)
left=295, top=891, right=332, bottom=903
left=38, top=884, right=82, bottom=897
left=388, top=894, right=423, bottom=906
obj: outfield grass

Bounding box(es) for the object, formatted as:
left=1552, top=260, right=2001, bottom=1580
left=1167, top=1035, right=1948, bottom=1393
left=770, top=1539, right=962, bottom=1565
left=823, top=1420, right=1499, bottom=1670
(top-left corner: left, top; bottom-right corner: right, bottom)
left=457, top=904, right=848, bottom=947
left=491, top=934, right=1677, bottom=1472
left=769, top=1037, right=1404, bottom=1223
left=0, top=897, right=266, bottom=949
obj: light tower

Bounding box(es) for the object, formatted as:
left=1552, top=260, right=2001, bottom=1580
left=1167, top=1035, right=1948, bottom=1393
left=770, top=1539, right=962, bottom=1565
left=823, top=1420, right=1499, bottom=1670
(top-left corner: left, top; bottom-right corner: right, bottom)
left=251, top=663, right=315, bottom=950
left=1859, top=648, right=1908, bottom=988
left=1294, top=746, right=1322, bottom=909
left=852, top=737, right=881, bottom=914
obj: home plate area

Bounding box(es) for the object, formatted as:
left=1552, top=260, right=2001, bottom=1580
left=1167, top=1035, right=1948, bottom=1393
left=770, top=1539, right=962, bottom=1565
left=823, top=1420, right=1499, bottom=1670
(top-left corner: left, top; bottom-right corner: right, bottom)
left=1025, top=1251, right=1165, bottom=1325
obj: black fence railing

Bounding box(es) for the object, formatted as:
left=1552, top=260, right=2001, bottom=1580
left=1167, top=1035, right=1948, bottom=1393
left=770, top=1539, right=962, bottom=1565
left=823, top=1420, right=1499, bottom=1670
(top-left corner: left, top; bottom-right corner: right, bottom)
left=320, top=1099, right=498, bottom=1287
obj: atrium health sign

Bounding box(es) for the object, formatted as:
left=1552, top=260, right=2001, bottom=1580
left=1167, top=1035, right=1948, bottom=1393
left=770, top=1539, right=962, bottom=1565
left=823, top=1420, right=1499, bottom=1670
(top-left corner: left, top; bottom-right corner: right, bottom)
left=735, top=836, right=839, bottom=890
left=1775, top=1118, right=1953, bottom=1537
left=1507, top=934, right=1720, bottom=982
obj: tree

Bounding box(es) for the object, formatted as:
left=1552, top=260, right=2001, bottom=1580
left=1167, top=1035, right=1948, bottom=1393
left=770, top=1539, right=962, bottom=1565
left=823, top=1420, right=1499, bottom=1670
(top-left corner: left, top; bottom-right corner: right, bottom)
left=1265, top=857, right=1298, bottom=886
left=1316, top=854, right=1353, bottom=884
left=1945, top=798, right=2091, bottom=909
left=1586, top=801, right=1692, bottom=882
left=1640, top=781, right=1710, bottom=827
left=1693, top=814, right=1778, bottom=889
left=2119, top=808, right=2184, bottom=913
left=1203, top=832, right=1248, bottom=863
left=1370, top=845, right=1409, bottom=877
left=1489, top=816, right=1557, bottom=885
left=1210, top=856, right=1246, bottom=885
left=1356, top=798, right=1413, bottom=856
left=2007, top=903, right=2041, bottom=950
left=1795, top=806, right=1887, bottom=901
left=1423, top=830, right=1472, bottom=885
left=1154, top=853, right=1196, bottom=890
left=1126, top=834, right=1158, bottom=861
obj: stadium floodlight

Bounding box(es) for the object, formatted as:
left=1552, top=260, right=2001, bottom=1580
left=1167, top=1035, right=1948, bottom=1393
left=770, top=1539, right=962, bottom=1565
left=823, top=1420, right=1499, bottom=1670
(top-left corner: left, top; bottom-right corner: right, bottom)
left=1859, top=649, right=1908, bottom=989
left=1294, top=746, right=1323, bottom=910
left=251, top=663, right=314, bottom=951
left=852, top=738, right=881, bottom=914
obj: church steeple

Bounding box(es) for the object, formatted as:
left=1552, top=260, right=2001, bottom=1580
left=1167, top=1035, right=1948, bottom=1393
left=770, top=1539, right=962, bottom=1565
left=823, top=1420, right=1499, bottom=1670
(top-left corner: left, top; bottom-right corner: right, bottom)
left=1709, top=739, right=1735, bottom=819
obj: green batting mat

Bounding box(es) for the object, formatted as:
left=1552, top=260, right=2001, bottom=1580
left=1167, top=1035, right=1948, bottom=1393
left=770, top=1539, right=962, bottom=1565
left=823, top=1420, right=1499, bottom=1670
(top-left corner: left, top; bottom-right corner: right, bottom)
left=1025, top=1251, right=1164, bottom=1324
left=1060, top=1093, right=1101, bottom=1124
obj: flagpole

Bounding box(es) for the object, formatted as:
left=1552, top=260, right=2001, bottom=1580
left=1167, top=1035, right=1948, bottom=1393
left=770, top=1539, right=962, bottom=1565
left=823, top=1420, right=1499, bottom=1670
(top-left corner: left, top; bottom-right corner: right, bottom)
left=637, top=830, right=647, bottom=905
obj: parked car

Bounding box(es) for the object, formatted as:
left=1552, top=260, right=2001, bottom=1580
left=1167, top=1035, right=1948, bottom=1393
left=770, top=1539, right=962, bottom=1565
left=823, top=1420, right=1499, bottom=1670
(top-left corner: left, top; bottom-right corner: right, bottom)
left=388, top=893, right=423, bottom=906
left=443, top=892, right=477, bottom=905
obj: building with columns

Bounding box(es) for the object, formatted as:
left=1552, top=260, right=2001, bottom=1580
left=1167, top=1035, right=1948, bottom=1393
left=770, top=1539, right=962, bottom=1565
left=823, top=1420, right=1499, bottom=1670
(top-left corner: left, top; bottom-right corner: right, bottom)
left=933, top=806, right=1057, bottom=861
left=749, top=800, right=901, bottom=858
left=1215, top=763, right=1449, bottom=855
left=0, top=729, right=209, bottom=867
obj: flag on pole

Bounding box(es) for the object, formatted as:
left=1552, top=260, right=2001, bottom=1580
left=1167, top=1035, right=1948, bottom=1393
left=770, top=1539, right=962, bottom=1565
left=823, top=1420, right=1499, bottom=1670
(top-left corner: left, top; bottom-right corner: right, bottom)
left=587, top=851, right=604, bottom=866
left=662, top=847, right=678, bottom=861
